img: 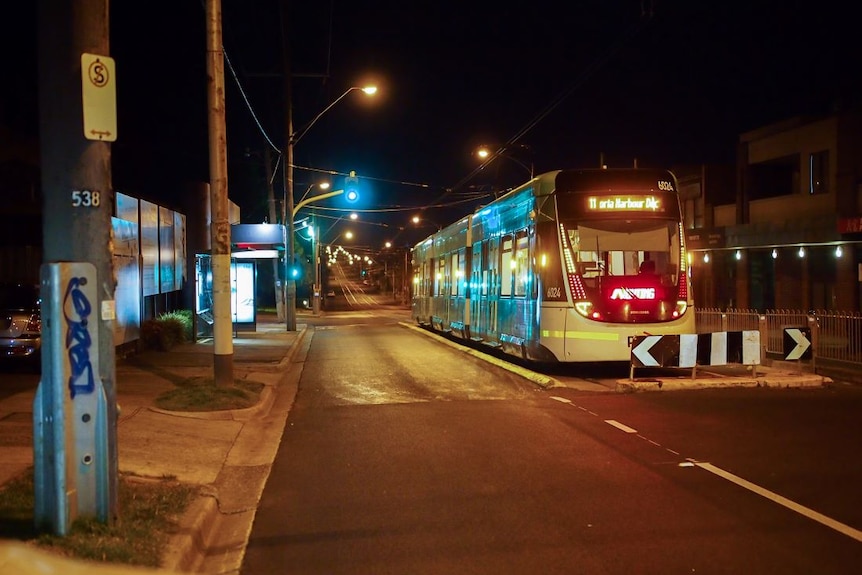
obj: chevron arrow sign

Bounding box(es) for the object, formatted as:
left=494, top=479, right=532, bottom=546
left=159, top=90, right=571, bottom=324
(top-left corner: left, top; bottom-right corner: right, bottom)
left=631, top=335, right=681, bottom=367
left=783, top=327, right=812, bottom=361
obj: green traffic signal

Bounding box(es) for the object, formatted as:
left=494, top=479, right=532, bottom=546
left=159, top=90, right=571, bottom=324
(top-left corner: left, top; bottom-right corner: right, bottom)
left=345, top=170, right=359, bottom=204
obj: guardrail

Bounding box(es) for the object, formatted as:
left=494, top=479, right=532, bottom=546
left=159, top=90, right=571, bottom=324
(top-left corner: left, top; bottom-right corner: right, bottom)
left=695, top=308, right=862, bottom=369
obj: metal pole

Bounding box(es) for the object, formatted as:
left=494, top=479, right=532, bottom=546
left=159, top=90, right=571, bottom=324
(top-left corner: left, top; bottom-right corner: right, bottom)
left=264, top=147, right=285, bottom=321
left=282, top=0, right=296, bottom=331
left=312, top=213, right=321, bottom=314
left=35, top=0, right=118, bottom=533
left=206, top=0, right=234, bottom=382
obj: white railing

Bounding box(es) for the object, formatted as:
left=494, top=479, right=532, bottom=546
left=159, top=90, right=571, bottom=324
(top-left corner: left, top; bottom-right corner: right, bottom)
left=695, top=308, right=862, bottom=367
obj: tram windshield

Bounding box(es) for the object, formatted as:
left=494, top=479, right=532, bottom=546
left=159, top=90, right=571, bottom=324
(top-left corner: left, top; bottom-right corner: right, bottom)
left=557, top=217, right=687, bottom=322
left=567, top=220, right=681, bottom=287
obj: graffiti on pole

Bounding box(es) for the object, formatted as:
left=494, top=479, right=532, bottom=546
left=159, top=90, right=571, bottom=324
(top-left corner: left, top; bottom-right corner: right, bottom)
left=63, top=276, right=96, bottom=399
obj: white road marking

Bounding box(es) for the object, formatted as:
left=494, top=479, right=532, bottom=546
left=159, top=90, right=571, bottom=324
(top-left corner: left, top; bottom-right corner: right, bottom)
left=694, top=461, right=862, bottom=543
left=604, top=419, right=638, bottom=434
left=548, top=398, right=860, bottom=542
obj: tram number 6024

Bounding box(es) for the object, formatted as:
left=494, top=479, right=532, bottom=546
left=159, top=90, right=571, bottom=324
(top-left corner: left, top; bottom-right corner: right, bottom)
left=71, top=190, right=101, bottom=208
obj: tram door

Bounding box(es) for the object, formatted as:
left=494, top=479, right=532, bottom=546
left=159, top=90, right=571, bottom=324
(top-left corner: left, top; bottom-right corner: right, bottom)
left=471, top=242, right=482, bottom=337
left=488, top=238, right=499, bottom=336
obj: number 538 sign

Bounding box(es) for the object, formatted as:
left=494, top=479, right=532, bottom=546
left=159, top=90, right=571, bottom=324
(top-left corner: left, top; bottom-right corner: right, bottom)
left=71, top=190, right=101, bottom=208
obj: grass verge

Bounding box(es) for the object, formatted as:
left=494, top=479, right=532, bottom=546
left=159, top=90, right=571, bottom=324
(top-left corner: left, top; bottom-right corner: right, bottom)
left=154, top=376, right=265, bottom=411
left=0, top=377, right=264, bottom=567
left=0, top=369, right=266, bottom=567
left=0, top=469, right=197, bottom=568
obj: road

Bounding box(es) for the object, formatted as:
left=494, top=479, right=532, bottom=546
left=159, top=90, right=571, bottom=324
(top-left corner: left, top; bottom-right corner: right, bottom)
left=240, top=304, right=862, bottom=574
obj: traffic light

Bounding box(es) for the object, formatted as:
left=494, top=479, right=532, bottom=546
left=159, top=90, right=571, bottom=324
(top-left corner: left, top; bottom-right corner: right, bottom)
left=289, top=256, right=303, bottom=280
left=345, top=170, right=359, bottom=204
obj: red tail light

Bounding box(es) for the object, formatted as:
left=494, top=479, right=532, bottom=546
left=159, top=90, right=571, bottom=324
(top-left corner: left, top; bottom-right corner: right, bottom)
left=677, top=269, right=688, bottom=301
left=567, top=273, right=587, bottom=300
left=25, top=314, right=41, bottom=334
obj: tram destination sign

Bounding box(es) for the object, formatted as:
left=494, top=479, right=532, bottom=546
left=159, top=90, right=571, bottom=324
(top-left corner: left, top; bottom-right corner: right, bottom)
left=586, top=195, right=663, bottom=212
left=567, top=190, right=677, bottom=218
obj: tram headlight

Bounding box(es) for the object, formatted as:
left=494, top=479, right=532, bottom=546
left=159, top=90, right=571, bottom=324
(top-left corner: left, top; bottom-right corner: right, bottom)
left=575, top=301, right=604, bottom=320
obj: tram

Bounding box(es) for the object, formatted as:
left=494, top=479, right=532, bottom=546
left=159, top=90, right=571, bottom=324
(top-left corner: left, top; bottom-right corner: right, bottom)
left=411, top=168, right=695, bottom=363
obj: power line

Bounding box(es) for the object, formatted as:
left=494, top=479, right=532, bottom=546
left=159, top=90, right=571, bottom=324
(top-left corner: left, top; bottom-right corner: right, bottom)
left=435, top=9, right=655, bottom=207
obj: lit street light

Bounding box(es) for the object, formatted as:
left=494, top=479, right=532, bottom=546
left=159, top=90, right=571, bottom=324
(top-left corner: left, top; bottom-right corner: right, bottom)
left=412, top=214, right=442, bottom=231
left=296, top=181, right=330, bottom=209
left=475, top=144, right=534, bottom=178
left=290, top=182, right=329, bottom=315
left=291, top=86, right=377, bottom=147
left=285, top=85, right=377, bottom=330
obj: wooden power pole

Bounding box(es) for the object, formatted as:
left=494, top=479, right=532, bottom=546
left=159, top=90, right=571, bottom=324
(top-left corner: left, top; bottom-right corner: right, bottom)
left=206, top=0, right=234, bottom=384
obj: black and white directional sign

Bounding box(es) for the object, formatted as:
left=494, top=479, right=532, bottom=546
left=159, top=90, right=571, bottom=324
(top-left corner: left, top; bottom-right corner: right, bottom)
left=631, top=331, right=761, bottom=368
left=631, top=335, right=678, bottom=367
left=783, top=327, right=812, bottom=360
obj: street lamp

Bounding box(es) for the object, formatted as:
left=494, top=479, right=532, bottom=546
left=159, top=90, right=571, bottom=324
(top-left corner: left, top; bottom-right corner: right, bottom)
left=475, top=144, right=534, bottom=178
left=297, top=181, right=330, bottom=209
left=412, top=214, right=442, bottom=231
left=293, top=186, right=358, bottom=315
left=285, top=84, right=377, bottom=331
left=291, top=86, right=378, bottom=147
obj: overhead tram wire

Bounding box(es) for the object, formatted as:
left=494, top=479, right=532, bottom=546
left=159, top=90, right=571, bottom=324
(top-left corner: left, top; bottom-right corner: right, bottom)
left=214, top=0, right=281, bottom=156
left=435, top=10, right=656, bottom=207
left=213, top=1, right=475, bottom=222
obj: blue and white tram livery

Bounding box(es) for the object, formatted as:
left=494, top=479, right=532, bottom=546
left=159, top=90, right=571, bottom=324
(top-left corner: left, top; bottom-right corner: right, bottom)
left=411, top=168, right=695, bottom=363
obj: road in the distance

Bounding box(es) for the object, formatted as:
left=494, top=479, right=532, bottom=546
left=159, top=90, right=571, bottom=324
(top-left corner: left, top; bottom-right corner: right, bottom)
left=241, top=309, right=862, bottom=574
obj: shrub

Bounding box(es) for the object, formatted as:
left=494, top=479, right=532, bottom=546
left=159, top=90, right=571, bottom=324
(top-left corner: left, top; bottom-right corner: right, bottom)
left=159, top=310, right=193, bottom=340
left=140, top=310, right=193, bottom=351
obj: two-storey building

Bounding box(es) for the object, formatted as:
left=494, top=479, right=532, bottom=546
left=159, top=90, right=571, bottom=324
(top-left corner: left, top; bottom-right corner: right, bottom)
left=684, top=108, right=862, bottom=312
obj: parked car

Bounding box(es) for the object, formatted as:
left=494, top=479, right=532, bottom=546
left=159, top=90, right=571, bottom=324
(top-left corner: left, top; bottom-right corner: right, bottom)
left=0, top=284, right=42, bottom=361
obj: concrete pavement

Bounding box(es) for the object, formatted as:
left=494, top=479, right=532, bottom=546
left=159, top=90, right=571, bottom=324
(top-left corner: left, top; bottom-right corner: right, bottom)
left=0, top=314, right=309, bottom=575
left=0, top=313, right=835, bottom=574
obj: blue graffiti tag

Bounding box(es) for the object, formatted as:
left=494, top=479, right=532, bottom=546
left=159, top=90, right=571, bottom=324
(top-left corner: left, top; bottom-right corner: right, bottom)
left=64, top=277, right=95, bottom=399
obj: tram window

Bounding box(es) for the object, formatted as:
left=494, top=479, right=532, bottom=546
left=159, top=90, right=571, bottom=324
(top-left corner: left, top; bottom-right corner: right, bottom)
left=435, top=258, right=445, bottom=296
left=501, top=236, right=513, bottom=297
left=427, top=259, right=433, bottom=296
left=571, top=222, right=678, bottom=281
left=472, top=243, right=482, bottom=297
left=459, top=249, right=467, bottom=296
left=450, top=252, right=459, bottom=296
left=514, top=231, right=529, bottom=297
left=488, top=238, right=500, bottom=296
left=478, top=241, right=488, bottom=297
left=639, top=259, right=656, bottom=275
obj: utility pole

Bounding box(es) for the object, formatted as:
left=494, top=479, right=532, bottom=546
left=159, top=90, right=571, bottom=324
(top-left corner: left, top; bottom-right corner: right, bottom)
left=35, top=0, right=118, bottom=534
left=206, top=0, right=234, bottom=384
left=264, top=147, right=285, bottom=321
left=282, top=0, right=297, bottom=331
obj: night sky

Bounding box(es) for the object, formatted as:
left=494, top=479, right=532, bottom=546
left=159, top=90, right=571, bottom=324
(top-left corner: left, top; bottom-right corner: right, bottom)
left=3, top=1, right=859, bottom=248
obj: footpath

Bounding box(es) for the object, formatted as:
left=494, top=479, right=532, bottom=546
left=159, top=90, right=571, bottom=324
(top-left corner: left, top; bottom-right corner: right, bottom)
left=0, top=313, right=309, bottom=575
left=0, top=312, right=834, bottom=574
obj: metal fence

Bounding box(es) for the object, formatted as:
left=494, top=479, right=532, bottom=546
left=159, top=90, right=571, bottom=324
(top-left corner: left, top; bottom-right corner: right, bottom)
left=695, top=308, right=862, bottom=368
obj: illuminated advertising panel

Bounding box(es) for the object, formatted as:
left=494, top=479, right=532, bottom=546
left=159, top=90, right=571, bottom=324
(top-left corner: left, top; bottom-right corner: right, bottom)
left=140, top=200, right=159, bottom=296
left=159, top=206, right=176, bottom=294
left=111, top=217, right=141, bottom=346
left=232, top=261, right=256, bottom=324
left=115, top=192, right=138, bottom=223
left=174, top=211, right=186, bottom=291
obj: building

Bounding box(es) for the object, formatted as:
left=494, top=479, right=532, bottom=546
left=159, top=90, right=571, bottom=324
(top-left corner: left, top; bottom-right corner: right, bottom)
left=684, top=108, right=862, bottom=312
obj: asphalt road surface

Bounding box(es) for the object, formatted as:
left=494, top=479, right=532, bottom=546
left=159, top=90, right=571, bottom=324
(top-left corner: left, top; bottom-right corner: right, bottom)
left=240, top=308, right=862, bottom=574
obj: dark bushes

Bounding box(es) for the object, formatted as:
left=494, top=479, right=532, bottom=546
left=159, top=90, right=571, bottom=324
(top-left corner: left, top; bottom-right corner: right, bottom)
left=140, top=310, right=193, bottom=351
